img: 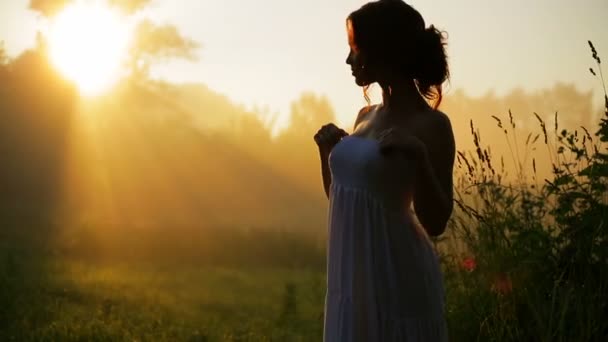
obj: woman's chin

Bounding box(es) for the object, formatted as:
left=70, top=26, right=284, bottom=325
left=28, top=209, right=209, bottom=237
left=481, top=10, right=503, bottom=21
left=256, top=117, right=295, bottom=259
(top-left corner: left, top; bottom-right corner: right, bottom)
left=355, top=78, right=371, bottom=87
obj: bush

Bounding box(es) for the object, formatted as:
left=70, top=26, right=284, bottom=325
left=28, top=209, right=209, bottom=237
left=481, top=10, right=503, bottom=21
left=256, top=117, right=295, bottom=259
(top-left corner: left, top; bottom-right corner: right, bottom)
left=440, top=41, right=608, bottom=342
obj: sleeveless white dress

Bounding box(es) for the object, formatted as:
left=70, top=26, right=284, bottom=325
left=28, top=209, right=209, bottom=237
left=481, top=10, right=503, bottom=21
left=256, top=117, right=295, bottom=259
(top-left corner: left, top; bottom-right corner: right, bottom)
left=323, top=135, right=448, bottom=342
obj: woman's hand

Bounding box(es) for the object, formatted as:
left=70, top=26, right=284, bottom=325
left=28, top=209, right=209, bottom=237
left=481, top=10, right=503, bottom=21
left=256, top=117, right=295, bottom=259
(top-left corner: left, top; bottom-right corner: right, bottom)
left=314, top=123, right=349, bottom=156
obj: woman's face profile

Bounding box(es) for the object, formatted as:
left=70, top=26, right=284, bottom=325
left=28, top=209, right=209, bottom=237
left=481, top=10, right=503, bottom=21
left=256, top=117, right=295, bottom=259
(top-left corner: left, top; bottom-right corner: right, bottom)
left=346, top=20, right=372, bottom=87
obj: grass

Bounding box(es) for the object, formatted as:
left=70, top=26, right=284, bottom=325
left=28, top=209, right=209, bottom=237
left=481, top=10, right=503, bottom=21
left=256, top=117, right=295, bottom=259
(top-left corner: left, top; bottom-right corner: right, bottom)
left=435, top=41, right=608, bottom=342
left=0, top=254, right=326, bottom=341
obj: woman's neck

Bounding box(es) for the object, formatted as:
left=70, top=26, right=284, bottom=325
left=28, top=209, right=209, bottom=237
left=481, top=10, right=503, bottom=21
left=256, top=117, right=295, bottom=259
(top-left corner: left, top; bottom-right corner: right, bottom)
left=379, top=80, right=430, bottom=113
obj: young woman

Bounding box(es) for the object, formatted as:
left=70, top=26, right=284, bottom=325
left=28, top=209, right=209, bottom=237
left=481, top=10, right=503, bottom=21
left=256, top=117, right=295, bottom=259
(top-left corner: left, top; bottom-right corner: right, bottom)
left=314, top=1, right=455, bottom=340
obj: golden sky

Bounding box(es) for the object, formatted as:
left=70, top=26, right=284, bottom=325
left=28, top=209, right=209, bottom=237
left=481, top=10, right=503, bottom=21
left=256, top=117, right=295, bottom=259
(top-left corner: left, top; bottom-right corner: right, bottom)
left=1, top=0, right=607, bottom=128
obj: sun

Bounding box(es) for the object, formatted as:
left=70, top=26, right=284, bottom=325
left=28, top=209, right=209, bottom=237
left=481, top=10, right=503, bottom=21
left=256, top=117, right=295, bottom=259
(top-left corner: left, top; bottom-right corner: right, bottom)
left=48, top=1, right=132, bottom=96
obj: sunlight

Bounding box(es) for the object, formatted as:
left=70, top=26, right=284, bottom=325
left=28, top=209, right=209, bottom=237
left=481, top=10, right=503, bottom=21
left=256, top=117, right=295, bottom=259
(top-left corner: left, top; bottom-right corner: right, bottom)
left=48, top=1, right=132, bottom=96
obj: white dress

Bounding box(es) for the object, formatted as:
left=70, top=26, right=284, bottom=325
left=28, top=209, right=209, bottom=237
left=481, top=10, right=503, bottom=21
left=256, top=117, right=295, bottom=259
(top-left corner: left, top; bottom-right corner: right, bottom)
left=323, top=135, right=448, bottom=342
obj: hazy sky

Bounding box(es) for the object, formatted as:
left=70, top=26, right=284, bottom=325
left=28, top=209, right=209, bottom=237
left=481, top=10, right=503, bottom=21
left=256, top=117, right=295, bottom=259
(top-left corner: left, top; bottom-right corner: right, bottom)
left=1, top=0, right=607, bottom=128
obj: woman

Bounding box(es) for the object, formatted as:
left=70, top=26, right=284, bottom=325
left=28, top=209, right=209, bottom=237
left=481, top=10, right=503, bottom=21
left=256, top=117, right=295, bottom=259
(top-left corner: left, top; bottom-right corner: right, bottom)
left=313, top=0, right=455, bottom=340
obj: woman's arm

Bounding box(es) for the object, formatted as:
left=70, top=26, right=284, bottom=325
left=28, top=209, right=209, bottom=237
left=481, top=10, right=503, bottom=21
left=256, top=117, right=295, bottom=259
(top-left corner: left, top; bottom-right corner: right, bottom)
left=378, top=113, right=455, bottom=236
left=412, top=114, right=455, bottom=236
left=319, top=150, right=332, bottom=199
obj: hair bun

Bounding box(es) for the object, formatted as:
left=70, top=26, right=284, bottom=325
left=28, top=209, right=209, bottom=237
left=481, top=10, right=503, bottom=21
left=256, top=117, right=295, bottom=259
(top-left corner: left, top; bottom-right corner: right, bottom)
left=413, top=25, right=449, bottom=104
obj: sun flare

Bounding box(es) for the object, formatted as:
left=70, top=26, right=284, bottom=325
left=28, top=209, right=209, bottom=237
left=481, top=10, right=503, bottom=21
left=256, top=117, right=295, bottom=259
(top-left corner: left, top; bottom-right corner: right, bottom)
left=48, top=2, right=132, bottom=96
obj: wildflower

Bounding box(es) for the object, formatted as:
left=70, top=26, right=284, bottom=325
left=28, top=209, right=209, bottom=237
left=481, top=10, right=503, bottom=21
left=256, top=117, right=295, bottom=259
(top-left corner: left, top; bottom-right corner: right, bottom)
left=461, top=257, right=476, bottom=272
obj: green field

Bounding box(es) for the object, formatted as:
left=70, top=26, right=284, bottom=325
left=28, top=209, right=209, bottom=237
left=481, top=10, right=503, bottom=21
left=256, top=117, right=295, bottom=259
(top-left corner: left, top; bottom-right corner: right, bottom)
left=1, top=249, right=326, bottom=341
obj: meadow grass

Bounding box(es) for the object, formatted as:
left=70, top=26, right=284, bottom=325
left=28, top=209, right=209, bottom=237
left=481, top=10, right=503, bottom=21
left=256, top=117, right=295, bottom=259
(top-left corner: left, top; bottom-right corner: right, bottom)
left=0, top=253, right=326, bottom=341
left=436, top=41, right=608, bottom=342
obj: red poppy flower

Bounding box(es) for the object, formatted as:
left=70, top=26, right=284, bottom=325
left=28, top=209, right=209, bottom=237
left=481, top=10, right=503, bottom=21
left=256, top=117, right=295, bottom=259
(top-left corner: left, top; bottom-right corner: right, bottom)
left=461, top=257, right=476, bottom=272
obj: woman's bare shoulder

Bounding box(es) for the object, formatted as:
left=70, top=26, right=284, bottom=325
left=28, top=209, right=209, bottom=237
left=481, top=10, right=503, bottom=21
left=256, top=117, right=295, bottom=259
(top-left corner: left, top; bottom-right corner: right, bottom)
left=420, top=109, right=455, bottom=154
left=420, top=108, right=453, bottom=133
left=354, top=104, right=380, bottom=130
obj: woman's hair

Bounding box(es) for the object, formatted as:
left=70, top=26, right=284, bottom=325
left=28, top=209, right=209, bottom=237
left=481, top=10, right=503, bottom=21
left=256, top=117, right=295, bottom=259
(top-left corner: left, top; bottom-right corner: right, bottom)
left=347, top=0, right=449, bottom=109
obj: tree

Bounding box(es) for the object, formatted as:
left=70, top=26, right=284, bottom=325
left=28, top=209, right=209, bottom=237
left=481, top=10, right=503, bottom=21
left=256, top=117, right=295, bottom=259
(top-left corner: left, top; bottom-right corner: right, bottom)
left=28, top=0, right=70, bottom=17
left=273, top=92, right=337, bottom=196
left=0, top=41, right=8, bottom=65
left=280, top=92, right=336, bottom=141
left=128, top=19, right=200, bottom=79
left=27, top=0, right=200, bottom=80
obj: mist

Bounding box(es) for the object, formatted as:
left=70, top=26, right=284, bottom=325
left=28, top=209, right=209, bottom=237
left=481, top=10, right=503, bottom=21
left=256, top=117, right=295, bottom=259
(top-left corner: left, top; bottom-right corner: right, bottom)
left=1, top=0, right=606, bottom=340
